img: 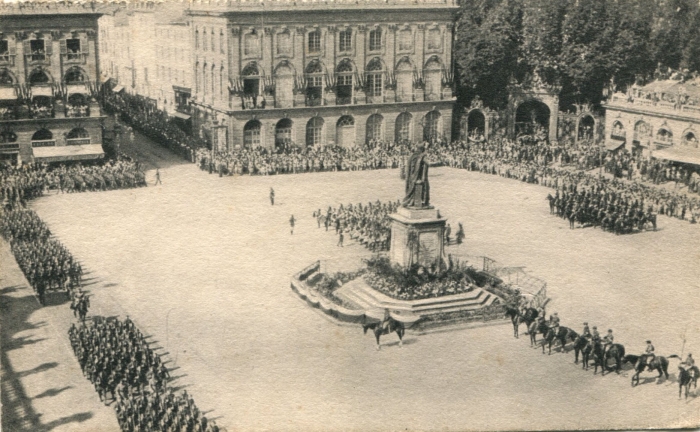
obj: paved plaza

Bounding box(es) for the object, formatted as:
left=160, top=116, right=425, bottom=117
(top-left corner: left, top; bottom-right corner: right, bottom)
left=4, top=150, right=692, bottom=431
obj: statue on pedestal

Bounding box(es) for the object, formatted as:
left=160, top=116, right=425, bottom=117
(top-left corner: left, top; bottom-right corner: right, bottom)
left=402, top=144, right=430, bottom=208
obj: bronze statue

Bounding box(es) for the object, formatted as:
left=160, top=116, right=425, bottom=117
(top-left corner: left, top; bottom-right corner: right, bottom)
left=402, top=144, right=430, bottom=208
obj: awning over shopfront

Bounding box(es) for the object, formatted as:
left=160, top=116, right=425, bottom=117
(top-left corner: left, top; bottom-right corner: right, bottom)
left=66, top=83, right=88, bottom=95
left=171, top=111, right=191, bottom=120
left=605, top=139, right=625, bottom=151
left=0, top=87, right=17, bottom=100
left=653, top=148, right=700, bottom=166
left=112, top=85, right=124, bottom=93
left=32, top=144, right=104, bottom=163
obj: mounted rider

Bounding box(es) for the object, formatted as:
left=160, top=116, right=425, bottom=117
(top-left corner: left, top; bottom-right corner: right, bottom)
left=590, top=326, right=600, bottom=343
left=549, top=312, right=560, bottom=335
left=680, top=353, right=695, bottom=378
left=645, top=340, right=655, bottom=366
left=380, top=308, right=391, bottom=332
left=603, top=329, right=614, bottom=355
left=582, top=322, right=591, bottom=339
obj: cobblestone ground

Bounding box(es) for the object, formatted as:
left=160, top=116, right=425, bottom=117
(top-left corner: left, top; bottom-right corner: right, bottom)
left=17, top=137, right=700, bottom=431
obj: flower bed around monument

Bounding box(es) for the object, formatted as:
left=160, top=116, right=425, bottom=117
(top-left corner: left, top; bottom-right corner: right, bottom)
left=361, top=256, right=494, bottom=301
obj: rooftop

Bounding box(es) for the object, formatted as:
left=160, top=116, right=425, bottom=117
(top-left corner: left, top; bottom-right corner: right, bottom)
left=0, top=1, right=115, bottom=15
left=187, top=0, right=458, bottom=13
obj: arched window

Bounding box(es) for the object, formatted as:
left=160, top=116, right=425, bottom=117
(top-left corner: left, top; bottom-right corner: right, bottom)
left=275, top=118, right=293, bottom=149
left=31, top=128, right=53, bottom=141
left=29, top=69, right=50, bottom=85
left=683, top=132, right=698, bottom=147
left=395, top=112, right=412, bottom=143
left=611, top=121, right=626, bottom=140
left=306, top=117, right=324, bottom=147
left=369, top=28, right=382, bottom=51
left=274, top=62, right=294, bottom=108
left=244, top=120, right=262, bottom=147
left=244, top=30, right=260, bottom=56
left=424, top=57, right=442, bottom=101
left=276, top=30, right=291, bottom=55
left=336, top=115, right=355, bottom=147
left=211, top=65, right=216, bottom=100
left=305, top=60, right=324, bottom=106
left=0, top=69, right=14, bottom=85
left=68, top=93, right=87, bottom=106
left=633, top=121, right=650, bottom=142
left=211, top=29, right=215, bottom=52
left=242, top=62, right=261, bottom=99
left=656, top=128, right=673, bottom=144
left=202, top=63, right=208, bottom=96
left=395, top=58, right=413, bottom=102
left=64, top=67, right=85, bottom=84
left=366, top=114, right=383, bottom=145
left=220, top=30, right=225, bottom=54
left=195, top=29, right=199, bottom=49
left=66, top=127, right=89, bottom=144
left=423, top=111, right=441, bottom=142
left=366, top=58, right=383, bottom=99
left=336, top=59, right=354, bottom=105
left=203, top=29, right=208, bottom=51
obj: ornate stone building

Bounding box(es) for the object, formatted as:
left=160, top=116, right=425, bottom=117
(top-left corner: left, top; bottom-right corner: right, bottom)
left=0, top=2, right=107, bottom=164
left=187, top=0, right=458, bottom=150
left=603, top=79, right=700, bottom=164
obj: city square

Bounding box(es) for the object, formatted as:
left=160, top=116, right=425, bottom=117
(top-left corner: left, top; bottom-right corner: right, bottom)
left=3, top=0, right=700, bottom=430
left=3, top=141, right=697, bottom=430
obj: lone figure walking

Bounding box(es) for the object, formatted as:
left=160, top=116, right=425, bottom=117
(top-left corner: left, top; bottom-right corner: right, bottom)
left=154, top=169, right=162, bottom=185
left=270, top=187, right=275, bottom=205
left=289, top=214, right=296, bottom=235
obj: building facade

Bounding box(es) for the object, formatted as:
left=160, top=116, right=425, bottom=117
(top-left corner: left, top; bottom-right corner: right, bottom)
left=187, top=0, right=458, bottom=150
left=0, top=2, right=106, bottom=164
left=604, top=79, right=700, bottom=165
left=99, top=3, right=192, bottom=122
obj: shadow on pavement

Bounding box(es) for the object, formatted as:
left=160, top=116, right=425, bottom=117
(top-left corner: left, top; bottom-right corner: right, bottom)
left=0, top=285, right=93, bottom=432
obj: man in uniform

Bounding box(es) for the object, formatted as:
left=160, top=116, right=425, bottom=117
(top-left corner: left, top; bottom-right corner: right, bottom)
left=681, top=353, right=696, bottom=378
left=591, top=326, right=601, bottom=343
left=582, top=322, right=591, bottom=339
left=289, top=215, right=296, bottom=235
left=380, top=308, right=392, bottom=333
left=549, top=312, right=560, bottom=335
left=645, top=340, right=655, bottom=366
left=269, top=188, right=275, bottom=206
left=603, top=329, right=614, bottom=355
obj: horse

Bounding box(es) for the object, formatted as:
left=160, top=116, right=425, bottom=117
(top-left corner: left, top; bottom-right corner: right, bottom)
left=363, top=317, right=405, bottom=351
left=541, top=327, right=577, bottom=355
left=590, top=340, right=626, bottom=375
left=572, top=335, right=590, bottom=365
left=678, top=366, right=696, bottom=399
left=504, top=305, right=521, bottom=338
left=520, top=307, right=539, bottom=331
left=529, top=319, right=548, bottom=347
left=631, top=354, right=679, bottom=386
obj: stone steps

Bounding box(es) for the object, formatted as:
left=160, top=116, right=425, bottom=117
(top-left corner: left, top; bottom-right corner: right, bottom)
left=335, top=277, right=498, bottom=318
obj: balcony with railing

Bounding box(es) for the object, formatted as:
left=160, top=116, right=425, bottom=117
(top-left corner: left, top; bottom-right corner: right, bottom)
left=65, top=104, right=90, bottom=118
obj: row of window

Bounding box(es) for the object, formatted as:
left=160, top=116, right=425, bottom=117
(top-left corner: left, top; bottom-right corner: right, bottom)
left=240, top=111, right=442, bottom=148
left=195, top=26, right=443, bottom=58
left=195, top=57, right=445, bottom=105
left=613, top=120, right=699, bottom=146
left=0, top=67, right=88, bottom=86
left=195, top=27, right=226, bottom=55
left=0, top=38, right=89, bottom=62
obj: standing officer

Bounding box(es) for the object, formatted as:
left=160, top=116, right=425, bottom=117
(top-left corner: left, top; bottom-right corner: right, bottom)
left=269, top=188, right=275, bottom=206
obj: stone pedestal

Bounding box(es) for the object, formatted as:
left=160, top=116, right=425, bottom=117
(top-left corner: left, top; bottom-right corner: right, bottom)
left=389, top=206, right=446, bottom=269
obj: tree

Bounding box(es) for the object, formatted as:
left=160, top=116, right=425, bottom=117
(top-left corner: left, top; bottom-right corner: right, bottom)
left=454, top=0, right=524, bottom=109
